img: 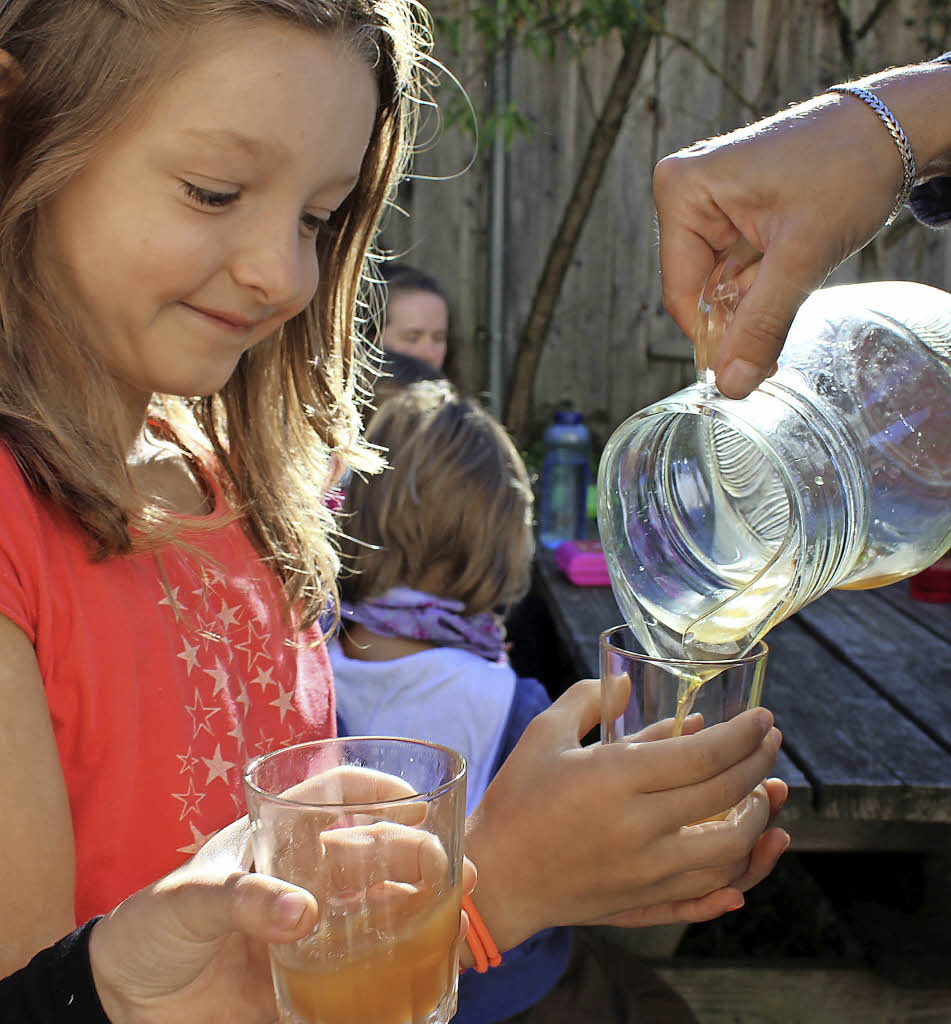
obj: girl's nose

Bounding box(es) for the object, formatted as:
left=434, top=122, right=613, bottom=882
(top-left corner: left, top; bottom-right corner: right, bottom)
left=231, top=220, right=314, bottom=308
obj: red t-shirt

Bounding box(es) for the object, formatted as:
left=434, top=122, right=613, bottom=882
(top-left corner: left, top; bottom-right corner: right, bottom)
left=0, top=441, right=335, bottom=923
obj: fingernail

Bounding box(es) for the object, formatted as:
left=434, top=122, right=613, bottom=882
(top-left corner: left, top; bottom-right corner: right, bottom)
left=728, top=896, right=745, bottom=912
left=717, top=358, right=764, bottom=398
left=753, top=708, right=774, bottom=734
left=273, top=892, right=309, bottom=930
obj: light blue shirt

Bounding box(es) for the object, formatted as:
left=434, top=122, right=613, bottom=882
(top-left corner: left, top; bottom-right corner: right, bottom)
left=329, top=638, right=515, bottom=816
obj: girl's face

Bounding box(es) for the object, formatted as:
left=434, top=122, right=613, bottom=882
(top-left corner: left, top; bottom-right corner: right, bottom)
left=37, top=19, right=377, bottom=417
left=381, top=289, right=449, bottom=370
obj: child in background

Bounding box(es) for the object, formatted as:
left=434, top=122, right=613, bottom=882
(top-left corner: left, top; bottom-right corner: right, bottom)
left=333, top=381, right=698, bottom=1024
left=334, top=381, right=536, bottom=814
left=0, top=0, right=789, bottom=992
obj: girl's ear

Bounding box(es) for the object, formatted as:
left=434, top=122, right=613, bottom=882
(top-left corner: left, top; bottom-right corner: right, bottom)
left=0, top=49, right=24, bottom=98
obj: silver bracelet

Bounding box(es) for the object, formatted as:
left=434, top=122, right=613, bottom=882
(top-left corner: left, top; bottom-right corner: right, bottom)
left=828, top=84, right=917, bottom=225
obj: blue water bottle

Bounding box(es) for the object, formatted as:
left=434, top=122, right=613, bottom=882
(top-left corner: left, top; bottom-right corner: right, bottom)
left=538, top=409, right=591, bottom=549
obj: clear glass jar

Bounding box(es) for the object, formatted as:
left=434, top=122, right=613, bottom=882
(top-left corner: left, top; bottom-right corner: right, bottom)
left=598, top=280, right=951, bottom=663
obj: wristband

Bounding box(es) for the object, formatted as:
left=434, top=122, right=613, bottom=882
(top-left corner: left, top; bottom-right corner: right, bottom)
left=461, top=893, right=502, bottom=973
left=827, top=84, right=917, bottom=225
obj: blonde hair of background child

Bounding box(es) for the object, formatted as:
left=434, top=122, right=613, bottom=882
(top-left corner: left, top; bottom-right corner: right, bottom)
left=0, top=0, right=432, bottom=628
left=339, top=380, right=535, bottom=615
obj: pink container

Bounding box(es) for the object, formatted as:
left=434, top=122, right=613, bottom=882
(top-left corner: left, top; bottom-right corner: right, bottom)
left=555, top=540, right=610, bottom=587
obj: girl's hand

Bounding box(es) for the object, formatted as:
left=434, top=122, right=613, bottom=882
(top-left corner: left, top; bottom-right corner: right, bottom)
left=89, top=815, right=315, bottom=1024
left=463, top=679, right=787, bottom=954
left=90, top=774, right=476, bottom=1024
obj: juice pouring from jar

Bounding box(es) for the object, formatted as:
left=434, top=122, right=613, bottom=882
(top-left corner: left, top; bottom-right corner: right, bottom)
left=598, top=248, right=951, bottom=678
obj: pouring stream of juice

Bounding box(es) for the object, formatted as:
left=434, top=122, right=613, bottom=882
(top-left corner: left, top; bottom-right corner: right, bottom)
left=662, top=244, right=794, bottom=735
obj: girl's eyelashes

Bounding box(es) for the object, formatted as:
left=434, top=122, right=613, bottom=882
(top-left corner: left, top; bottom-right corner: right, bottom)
left=181, top=180, right=238, bottom=208
left=180, top=180, right=337, bottom=237
left=301, top=212, right=325, bottom=235
left=302, top=212, right=339, bottom=240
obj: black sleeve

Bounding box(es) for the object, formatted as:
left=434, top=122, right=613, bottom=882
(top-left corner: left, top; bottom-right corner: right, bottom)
left=0, top=918, right=112, bottom=1024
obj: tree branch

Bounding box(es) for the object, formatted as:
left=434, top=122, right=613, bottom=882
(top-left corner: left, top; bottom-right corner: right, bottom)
left=648, top=17, right=760, bottom=117
left=503, top=5, right=661, bottom=444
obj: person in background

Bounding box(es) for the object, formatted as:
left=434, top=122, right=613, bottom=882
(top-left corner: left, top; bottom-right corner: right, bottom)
left=652, top=55, right=951, bottom=399
left=333, top=380, right=699, bottom=1023
left=371, top=345, right=448, bottom=408
left=333, top=381, right=536, bottom=817
left=378, top=261, right=453, bottom=372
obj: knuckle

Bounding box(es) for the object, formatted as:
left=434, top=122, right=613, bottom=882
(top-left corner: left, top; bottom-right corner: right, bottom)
left=652, top=152, right=689, bottom=198
left=737, top=307, right=790, bottom=359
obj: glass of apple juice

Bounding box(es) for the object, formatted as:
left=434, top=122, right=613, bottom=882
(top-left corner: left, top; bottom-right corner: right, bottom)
left=600, top=626, right=768, bottom=823
left=244, top=737, right=467, bottom=1024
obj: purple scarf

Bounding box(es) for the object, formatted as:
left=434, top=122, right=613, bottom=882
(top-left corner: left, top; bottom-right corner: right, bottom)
left=340, top=587, right=506, bottom=662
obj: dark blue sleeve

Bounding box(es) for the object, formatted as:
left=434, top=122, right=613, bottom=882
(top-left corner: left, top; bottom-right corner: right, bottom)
left=906, top=52, right=951, bottom=226
left=0, top=919, right=111, bottom=1024
left=909, top=178, right=951, bottom=227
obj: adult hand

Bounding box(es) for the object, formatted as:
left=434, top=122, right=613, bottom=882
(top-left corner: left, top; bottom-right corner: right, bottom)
left=652, top=61, right=951, bottom=398
left=463, top=679, right=787, bottom=954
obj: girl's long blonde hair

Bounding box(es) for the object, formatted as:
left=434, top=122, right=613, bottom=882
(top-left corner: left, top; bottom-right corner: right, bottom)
left=0, top=0, right=432, bottom=629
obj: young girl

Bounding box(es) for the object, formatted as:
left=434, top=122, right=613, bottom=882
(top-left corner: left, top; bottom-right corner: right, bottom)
left=0, top=0, right=420, bottom=971
left=0, top=0, right=788, bottom=992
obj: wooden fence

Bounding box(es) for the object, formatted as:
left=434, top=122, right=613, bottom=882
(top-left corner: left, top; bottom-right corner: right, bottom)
left=380, top=0, right=951, bottom=449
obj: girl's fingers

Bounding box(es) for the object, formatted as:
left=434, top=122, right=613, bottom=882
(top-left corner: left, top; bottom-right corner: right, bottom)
left=320, top=821, right=450, bottom=892
left=213, top=873, right=319, bottom=945
left=762, top=777, right=789, bottom=825
left=608, top=708, right=776, bottom=796
left=462, top=856, right=477, bottom=896
left=659, top=735, right=780, bottom=832
left=628, top=713, right=704, bottom=743
left=279, top=766, right=425, bottom=815
left=601, top=670, right=632, bottom=725
left=728, top=826, right=791, bottom=894
left=592, top=884, right=747, bottom=929
left=534, top=678, right=603, bottom=746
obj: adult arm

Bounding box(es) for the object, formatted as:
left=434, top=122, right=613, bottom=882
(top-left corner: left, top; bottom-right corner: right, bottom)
left=0, top=614, right=77, bottom=974
left=461, top=679, right=787, bottom=962
left=653, top=58, right=951, bottom=398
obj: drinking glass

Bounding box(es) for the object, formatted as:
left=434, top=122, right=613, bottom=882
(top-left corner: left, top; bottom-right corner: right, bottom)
left=601, top=626, right=768, bottom=819
left=244, top=737, right=467, bottom=1024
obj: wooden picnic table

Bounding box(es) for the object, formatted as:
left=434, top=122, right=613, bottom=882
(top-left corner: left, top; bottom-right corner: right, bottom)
left=534, top=547, right=951, bottom=852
